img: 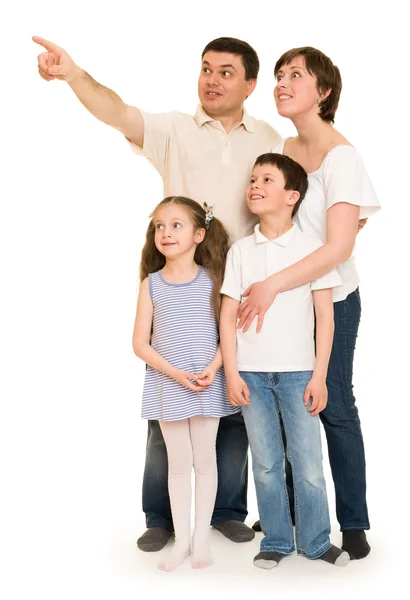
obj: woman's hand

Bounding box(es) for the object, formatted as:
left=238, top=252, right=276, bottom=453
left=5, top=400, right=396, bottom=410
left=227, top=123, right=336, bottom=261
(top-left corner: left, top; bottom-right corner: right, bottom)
left=237, top=278, right=279, bottom=333
left=303, top=376, right=328, bottom=416
left=358, top=218, right=368, bottom=232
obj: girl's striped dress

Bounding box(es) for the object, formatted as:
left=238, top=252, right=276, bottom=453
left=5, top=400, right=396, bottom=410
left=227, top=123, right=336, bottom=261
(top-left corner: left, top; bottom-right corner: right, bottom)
left=141, top=266, right=240, bottom=421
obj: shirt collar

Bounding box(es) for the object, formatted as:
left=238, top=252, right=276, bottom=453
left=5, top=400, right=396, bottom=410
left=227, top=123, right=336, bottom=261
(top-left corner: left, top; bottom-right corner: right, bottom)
left=254, top=223, right=298, bottom=247
left=194, top=104, right=256, bottom=133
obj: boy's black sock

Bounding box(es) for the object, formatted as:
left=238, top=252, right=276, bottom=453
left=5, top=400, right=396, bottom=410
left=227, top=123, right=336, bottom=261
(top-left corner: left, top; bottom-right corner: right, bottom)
left=317, top=544, right=350, bottom=566
left=253, top=551, right=287, bottom=569
left=342, top=530, right=371, bottom=560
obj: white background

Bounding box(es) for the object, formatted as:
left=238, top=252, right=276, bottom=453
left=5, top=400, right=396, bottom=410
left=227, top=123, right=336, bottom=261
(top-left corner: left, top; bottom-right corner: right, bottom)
left=1, top=1, right=409, bottom=598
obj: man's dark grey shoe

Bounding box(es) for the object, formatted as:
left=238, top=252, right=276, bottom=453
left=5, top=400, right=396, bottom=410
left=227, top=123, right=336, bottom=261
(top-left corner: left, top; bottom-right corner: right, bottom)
left=137, top=527, right=172, bottom=552
left=252, top=520, right=262, bottom=532
left=213, top=520, right=255, bottom=542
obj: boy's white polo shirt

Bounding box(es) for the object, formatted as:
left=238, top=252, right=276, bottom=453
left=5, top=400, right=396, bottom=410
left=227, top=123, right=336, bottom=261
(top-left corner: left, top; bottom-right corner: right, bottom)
left=221, top=224, right=342, bottom=372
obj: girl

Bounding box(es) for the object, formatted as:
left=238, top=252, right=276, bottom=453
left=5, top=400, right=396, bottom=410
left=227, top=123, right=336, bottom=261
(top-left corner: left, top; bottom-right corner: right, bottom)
left=132, top=196, right=240, bottom=572
left=238, top=47, right=380, bottom=559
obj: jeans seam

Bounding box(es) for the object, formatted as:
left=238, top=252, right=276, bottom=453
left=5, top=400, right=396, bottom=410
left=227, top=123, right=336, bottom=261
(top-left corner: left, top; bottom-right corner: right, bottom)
left=341, top=297, right=350, bottom=392
left=332, top=291, right=369, bottom=530
left=260, top=545, right=295, bottom=554
left=341, top=524, right=370, bottom=532
left=300, top=538, right=332, bottom=560
left=275, top=393, right=299, bottom=550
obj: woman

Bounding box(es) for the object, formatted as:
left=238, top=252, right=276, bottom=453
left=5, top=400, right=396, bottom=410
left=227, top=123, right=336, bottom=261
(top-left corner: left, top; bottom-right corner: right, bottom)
left=239, top=47, right=380, bottom=559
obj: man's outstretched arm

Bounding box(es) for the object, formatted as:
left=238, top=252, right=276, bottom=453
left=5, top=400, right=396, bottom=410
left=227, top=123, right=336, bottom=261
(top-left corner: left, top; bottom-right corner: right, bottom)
left=33, top=36, right=144, bottom=147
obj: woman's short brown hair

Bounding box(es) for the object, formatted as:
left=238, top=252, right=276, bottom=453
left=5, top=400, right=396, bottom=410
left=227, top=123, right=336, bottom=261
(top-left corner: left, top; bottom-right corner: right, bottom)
left=274, top=47, right=342, bottom=124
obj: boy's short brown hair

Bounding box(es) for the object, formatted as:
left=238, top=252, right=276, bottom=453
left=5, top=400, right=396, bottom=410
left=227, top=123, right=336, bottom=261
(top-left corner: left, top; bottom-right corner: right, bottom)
left=254, top=153, right=308, bottom=217
left=274, top=47, right=342, bottom=124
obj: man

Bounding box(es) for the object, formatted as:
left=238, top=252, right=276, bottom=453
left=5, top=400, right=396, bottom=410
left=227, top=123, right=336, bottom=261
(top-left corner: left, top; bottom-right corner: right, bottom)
left=33, top=35, right=281, bottom=551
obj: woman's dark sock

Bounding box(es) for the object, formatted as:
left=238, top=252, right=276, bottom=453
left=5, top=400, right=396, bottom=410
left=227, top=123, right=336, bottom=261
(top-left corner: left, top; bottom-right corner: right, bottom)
left=342, top=530, right=371, bottom=560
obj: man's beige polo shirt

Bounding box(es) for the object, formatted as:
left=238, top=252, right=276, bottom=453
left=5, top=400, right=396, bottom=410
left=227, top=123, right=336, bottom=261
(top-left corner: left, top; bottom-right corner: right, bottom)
left=128, top=105, right=281, bottom=241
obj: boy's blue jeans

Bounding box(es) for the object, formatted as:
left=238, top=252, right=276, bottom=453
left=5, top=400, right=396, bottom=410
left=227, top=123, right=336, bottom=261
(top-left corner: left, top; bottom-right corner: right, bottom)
left=241, top=370, right=332, bottom=559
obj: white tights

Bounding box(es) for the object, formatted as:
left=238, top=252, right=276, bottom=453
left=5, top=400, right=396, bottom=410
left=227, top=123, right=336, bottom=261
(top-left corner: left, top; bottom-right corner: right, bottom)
left=158, top=416, right=220, bottom=571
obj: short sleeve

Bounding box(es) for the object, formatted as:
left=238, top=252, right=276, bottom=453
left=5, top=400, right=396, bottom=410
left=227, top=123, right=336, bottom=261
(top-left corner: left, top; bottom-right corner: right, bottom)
left=299, top=233, right=343, bottom=291
left=126, top=109, right=172, bottom=177
left=270, top=138, right=286, bottom=154
left=220, top=245, right=242, bottom=301
left=311, top=268, right=343, bottom=291
left=323, top=146, right=381, bottom=219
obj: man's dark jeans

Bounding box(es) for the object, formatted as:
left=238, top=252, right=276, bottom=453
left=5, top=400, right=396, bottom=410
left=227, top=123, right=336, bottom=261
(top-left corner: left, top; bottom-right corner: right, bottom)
left=142, top=411, right=248, bottom=531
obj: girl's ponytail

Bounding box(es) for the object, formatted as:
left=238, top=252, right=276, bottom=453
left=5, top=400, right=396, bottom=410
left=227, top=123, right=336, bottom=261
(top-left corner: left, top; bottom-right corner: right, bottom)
left=194, top=214, right=230, bottom=321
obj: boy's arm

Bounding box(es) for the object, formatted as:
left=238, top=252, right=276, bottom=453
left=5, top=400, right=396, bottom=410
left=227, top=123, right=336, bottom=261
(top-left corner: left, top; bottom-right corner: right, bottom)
left=220, top=296, right=240, bottom=378
left=237, top=204, right=360, bottom=333
left=312, top=288, right=335, bottom=380
left=304, top=288, right=334, bottom=416
left=220, top=296, right=250, bottom=406
left=132, top=278, right=205, bottom=392
left=33, top=37, right=144, bottom=147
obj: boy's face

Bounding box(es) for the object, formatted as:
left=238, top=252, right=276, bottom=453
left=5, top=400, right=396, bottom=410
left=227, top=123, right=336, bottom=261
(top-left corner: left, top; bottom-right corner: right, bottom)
left=246, top=164, right=297, bottom=217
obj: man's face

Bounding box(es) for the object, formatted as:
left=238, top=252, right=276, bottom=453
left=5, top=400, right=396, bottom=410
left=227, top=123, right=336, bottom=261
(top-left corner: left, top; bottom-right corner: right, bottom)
left=198, top=51, right=256, bottom=118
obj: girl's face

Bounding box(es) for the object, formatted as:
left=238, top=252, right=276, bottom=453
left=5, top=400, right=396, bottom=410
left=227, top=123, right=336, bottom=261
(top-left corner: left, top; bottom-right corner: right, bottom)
left=274, top=55, right=323, bottom=120
left=153, top=204, right=205, bottom=259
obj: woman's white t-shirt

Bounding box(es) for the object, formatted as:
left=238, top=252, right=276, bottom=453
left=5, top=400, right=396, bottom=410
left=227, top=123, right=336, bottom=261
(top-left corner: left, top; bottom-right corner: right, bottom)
left=272, top=139, right=381, bottom=302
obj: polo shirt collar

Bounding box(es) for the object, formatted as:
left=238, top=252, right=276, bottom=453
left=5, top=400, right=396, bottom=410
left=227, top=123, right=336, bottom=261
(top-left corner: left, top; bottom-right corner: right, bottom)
left=254, top=223, right=298, bottom=247
left=194, top=104, right=256, bottom=133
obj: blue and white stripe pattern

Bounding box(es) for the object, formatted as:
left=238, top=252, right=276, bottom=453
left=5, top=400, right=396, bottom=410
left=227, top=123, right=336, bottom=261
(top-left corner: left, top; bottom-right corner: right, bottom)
left=142, top=266, right=240, bottom=421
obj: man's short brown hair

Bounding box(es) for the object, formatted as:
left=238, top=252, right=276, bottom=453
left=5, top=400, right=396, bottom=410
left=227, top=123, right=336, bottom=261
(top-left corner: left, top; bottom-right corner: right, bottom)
left=202, top=37, right=259, bottom=81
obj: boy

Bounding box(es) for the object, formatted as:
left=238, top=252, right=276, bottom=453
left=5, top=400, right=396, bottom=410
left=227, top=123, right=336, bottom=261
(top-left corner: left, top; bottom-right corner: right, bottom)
left=220, top=153, right=349, bottom=568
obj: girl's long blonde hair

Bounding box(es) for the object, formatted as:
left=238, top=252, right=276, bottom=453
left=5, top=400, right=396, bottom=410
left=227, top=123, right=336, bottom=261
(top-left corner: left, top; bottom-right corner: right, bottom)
left=140, top=196, right=231, bottom=319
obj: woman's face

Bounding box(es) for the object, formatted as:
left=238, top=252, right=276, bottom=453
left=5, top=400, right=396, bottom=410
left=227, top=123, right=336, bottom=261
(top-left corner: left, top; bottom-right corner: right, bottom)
left=274, top=55, right=322, bottom=120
